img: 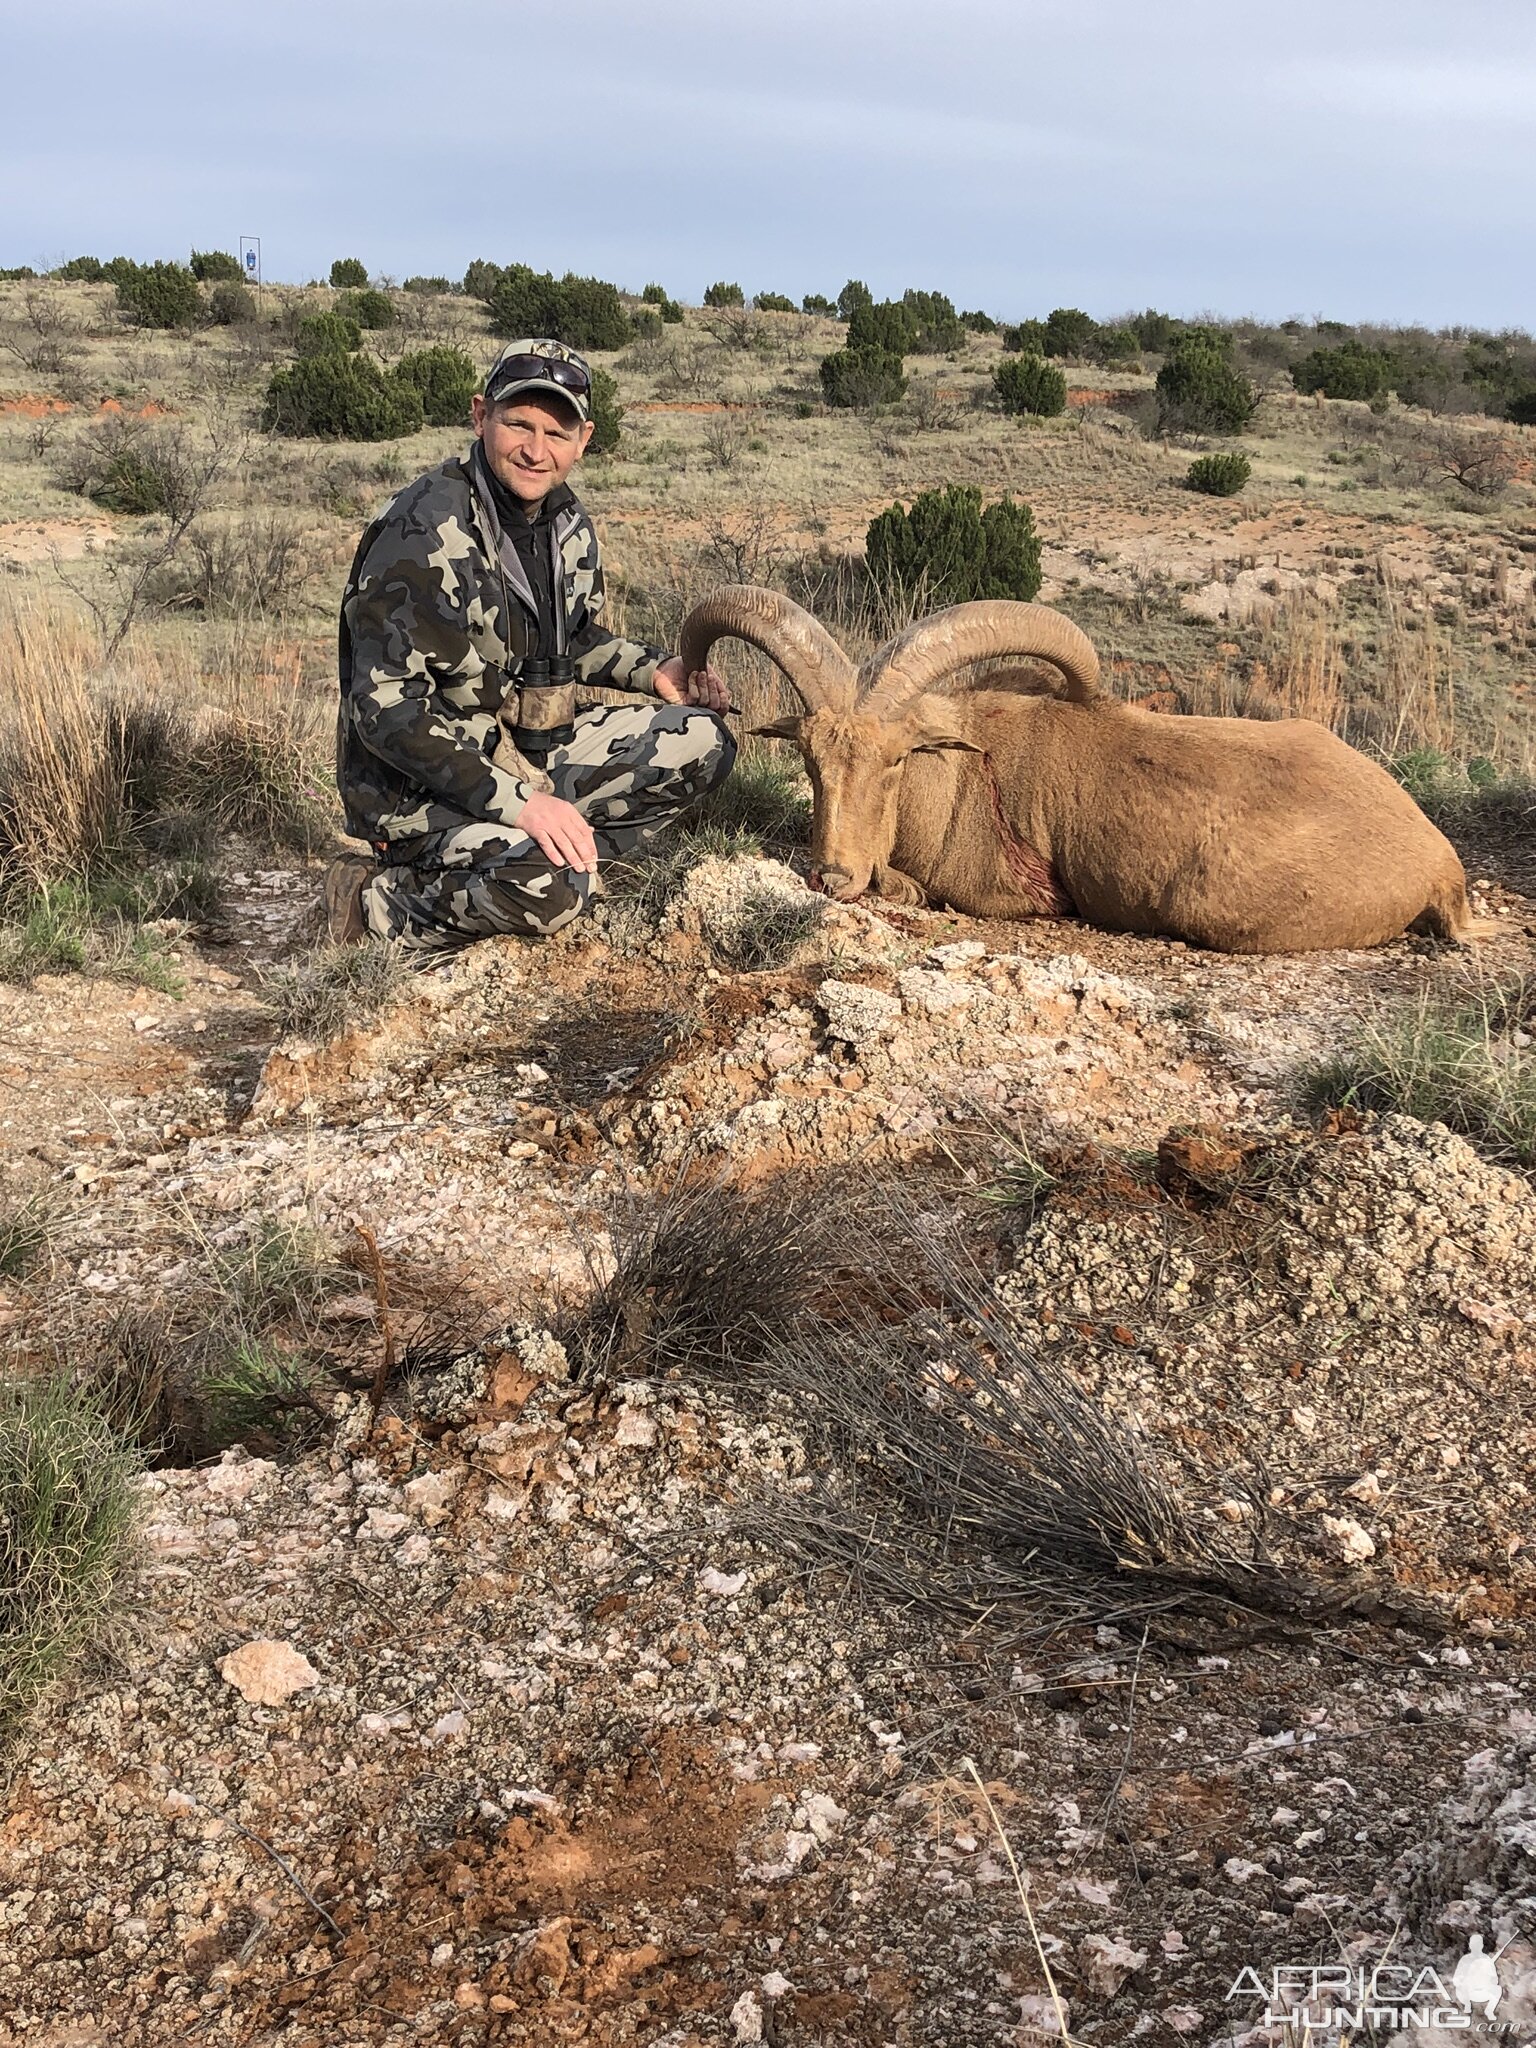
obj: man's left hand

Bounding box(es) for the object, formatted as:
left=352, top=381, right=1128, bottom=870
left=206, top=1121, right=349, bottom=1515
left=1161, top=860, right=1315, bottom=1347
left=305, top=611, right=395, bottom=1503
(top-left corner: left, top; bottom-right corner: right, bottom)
left=656, top=657, right=731, bottom=713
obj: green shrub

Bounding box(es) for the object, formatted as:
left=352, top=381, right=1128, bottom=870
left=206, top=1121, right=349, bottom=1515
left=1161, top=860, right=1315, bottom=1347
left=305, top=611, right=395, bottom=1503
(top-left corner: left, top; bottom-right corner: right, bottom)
left=329, top=257, right=369, bottom=288
left=485, top=264, right=632, bottom=350
left=115, top=261, right=201, bottom=330
left=848, top=299, right=916, bottom=356
left=1043, top=307, right=1098, bottom=358
left=994, top=354, right=1067, bottom=417
left=866, top=484, right=1041, bottom=605
left=402, top=274, right=451, bottom=294
left=754, top=291, right=795, bottom=313
left=962, top=309, right=998, bottom=333
left=900, top=289, right=965, bottom=352
left=1508, top=390, right=1536, bottom=426
left=337, top=287, right=395, bottom=330
left=1291, top=339, right=1396, bottom=400
left=819, top=346, right=907, bottom=409
left=0, top=267, right=37, bottom=282
left=802, top=292, right=837, bottom=317
left=55, top=417, right=203, bottom=517
left=641, top=281, right=684, bottom=321
left=462, top=258, right=503, bottom=300
left=0, top=1378, right=139, bottom=1747
left=1186, top=451, right=1252, bottom=496
left=1091, top=325, right=1140, bottom=365
left=55, top=256, right=105, bottom=282
left=1156, top=341, right=1257, bottom=434
left=587, top=366, right=623, bottom=455
left=394, top=344, right=477, bottom=426
left=295, top=310, right=361, bottom=357
left=1001, top=319, right=1047, bottom=354
left=1128, top=308, right=1181, bottom=352
left=190, top=248, right=242, bottom=282
left=703, top=281, right=745, bottom=307
left=206, top=280, right=255, bottom=326
left=263, top=353, right=423, bottom=439
left=837, top=279, right=873, bottom=321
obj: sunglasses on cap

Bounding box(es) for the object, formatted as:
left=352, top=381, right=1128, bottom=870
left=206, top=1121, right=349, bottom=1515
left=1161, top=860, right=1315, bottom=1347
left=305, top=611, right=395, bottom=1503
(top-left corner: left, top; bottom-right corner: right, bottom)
left=485, top=353, right=592, bottom=403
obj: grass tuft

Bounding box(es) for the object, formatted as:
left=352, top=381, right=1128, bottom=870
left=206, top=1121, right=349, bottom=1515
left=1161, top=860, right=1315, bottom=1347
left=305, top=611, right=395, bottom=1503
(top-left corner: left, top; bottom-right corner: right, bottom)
left=713, top=883, right=826, bottom=971
left=0, top=1378, right=139, bottom=1745
left=685, top=752, right=810, bottom=848
left=0, top=878, right=190, bottom=991
left=262, top=941, right=413, bottom=1042
left=0, top=1183, right=58, bottom=1282
left=1300, top=976, right=1536, bottom=1167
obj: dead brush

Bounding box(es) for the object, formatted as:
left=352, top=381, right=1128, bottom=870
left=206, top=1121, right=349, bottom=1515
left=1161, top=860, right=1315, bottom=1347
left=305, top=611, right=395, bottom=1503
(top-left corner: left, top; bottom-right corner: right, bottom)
left=559, top=1166, right=857, bottom=1384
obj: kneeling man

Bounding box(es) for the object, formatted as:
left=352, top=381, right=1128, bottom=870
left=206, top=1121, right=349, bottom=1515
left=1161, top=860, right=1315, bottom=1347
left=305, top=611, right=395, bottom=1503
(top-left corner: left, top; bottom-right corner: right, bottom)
left=330, top=337, right=735, bottom=953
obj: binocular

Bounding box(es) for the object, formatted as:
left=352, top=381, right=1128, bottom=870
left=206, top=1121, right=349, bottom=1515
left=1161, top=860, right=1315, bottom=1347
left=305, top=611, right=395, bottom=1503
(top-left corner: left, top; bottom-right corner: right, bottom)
left=507, top=656, right=577, bottom=765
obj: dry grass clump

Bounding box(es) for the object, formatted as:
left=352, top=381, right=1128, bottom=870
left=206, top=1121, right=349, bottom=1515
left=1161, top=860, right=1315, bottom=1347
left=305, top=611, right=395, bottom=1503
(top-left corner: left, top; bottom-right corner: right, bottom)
left=262, top=940, right=413, bottom=1042
left=0, top=1377, right=139, bottom=1747
left=0, top=591, right=332, bottom=971
left=94, top=1212, right=350, bottom=1461
left=1301, top=975, right=1536, bottom=1168
left=561, top=1167, right=852, bottom=1383
left=714, top=884, right=826, bottom=971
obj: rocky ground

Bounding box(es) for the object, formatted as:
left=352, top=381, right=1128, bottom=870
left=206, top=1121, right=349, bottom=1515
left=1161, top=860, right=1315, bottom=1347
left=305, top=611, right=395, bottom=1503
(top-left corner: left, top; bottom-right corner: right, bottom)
left=3, top=827, right=1536, bottom=2048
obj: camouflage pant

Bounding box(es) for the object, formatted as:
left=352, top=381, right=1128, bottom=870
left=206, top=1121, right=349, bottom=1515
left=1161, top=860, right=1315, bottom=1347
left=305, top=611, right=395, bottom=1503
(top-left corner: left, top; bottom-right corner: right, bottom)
left=364, top=701, right=735, bottom=956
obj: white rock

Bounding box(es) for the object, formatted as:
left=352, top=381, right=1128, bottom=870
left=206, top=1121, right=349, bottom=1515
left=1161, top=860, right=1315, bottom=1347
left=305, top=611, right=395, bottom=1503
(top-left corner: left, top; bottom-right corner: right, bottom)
left=1343, top=1471, right=1383, bottom=1505
left=761, top=1970, right=793, bottom=1999
left=1017, top=1991, right=1071, bottom=2036
left=1222, top=1857, right=1267, bottom=1885
left=203, top=1453, right=275, bottom=1505
left=403, top=1469, right=460, bottom=1526
left=1322, top=1514, right=1376, bottom=1564
left=898, top=966, right=981, bottom=1016
left=614, top=1406, right=658, bottom=1447
left=818, top=978, right=902, bottom=1052
left=730, top=1990, right=765, bottom=2042
left=218, top=1639, right=320, bottom=1707
left=1078, top=1933, right=1148, bottom=1998
left=429, top=1711, right=468, bottom=1741
left=362, top=1507, right=409, bottom=1542
left=800, top=1792, right=846, bottom=1841
left=700, top=1567, right=748, bottom=1597
left=483, top=1487, right=528, bottom=1523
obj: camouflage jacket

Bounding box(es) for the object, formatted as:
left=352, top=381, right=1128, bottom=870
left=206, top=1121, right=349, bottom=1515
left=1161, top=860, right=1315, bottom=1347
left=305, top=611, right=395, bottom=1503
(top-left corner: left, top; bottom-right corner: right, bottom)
left=337, top=447, right=667, bottom=845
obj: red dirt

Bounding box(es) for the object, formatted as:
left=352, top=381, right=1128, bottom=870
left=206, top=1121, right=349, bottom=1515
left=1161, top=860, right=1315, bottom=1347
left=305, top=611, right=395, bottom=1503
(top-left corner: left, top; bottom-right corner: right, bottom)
left=0, top=394, right=170, bottom=418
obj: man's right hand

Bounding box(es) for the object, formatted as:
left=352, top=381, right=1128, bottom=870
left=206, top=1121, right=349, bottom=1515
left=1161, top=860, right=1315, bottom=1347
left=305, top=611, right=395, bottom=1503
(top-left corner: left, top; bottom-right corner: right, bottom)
left=518, top=792, right=598, bottom=876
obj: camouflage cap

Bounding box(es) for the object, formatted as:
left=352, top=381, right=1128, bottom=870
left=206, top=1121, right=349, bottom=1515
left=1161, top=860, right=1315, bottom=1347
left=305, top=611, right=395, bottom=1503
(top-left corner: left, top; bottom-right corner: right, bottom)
left=483, top=338, right=592, bottom=422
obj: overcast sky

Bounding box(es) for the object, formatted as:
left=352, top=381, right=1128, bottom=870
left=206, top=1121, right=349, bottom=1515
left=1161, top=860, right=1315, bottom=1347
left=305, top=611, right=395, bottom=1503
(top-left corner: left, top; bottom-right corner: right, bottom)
left=5, top=0, right=1533, bottom=329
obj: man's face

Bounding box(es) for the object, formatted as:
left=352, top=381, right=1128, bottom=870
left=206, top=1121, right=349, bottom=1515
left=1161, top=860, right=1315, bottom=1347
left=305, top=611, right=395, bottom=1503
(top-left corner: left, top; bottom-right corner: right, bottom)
left=472, top=389, right=594, bottom=504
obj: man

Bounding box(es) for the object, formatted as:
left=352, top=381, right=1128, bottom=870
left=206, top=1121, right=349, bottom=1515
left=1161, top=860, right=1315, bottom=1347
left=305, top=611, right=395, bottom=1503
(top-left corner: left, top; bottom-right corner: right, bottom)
left=329, top=337, right=735, bottom=954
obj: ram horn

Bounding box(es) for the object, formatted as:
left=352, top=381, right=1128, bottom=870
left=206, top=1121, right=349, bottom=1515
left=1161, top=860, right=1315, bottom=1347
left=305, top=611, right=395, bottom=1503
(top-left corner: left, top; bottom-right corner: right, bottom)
left=857, top=602, right=1101, bottom=721
left=678, top=585, right=858, bottom=713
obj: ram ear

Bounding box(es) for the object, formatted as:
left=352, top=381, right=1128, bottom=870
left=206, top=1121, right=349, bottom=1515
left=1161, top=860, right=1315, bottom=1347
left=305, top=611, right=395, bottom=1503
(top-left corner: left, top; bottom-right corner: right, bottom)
left=750, top=715, right=806, bottom=741
left=907, top=701, right=985, bottom=755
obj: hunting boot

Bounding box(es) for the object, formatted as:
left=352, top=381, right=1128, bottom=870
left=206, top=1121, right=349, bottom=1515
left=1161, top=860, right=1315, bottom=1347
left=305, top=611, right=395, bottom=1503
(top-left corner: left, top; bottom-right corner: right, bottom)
left=323, top=854, right=376, bottom=945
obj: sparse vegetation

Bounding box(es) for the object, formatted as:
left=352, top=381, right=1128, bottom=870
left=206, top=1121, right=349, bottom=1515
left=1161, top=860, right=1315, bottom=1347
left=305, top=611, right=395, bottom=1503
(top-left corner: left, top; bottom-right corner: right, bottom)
left=714, top=883, right=825, bottom=970
left=1302, top=978, right=1536, bottom=1168
left=0, top=1377, right=139, bottom=1746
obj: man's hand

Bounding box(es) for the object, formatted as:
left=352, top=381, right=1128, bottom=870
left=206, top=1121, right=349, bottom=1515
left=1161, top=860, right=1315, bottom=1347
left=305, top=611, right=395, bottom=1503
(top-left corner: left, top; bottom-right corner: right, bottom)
left=518, top=791, right=598, bottom=876
left=655, top=656, right=732, bottom=713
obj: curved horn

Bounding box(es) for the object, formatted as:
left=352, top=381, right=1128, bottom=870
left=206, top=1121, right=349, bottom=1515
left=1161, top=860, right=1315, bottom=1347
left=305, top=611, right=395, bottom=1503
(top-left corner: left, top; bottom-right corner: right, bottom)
left=857, top=602, right=1101, bottom=720
left=679, top=585, right=857, bottom=712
